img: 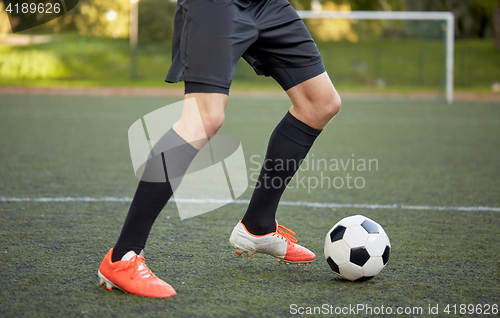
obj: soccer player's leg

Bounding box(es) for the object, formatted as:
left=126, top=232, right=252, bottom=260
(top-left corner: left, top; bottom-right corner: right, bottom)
left=99, top=93, right=227, bottom=298
left=98, top=0, right=247, bottom=297
left=230, top=0, right=341, bottom=265
left=230, top=73, right=340, bottom=265
left=229, top=73, right=340, bottom=266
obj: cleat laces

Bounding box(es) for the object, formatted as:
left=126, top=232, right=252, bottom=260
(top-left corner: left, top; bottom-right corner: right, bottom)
left=122, top=255, right=155, bottom=280
left=273, top=225, right=298, bottom=243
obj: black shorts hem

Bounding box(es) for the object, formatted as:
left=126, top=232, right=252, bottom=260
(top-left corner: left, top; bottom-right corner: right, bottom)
left=184, top=82, right=230, bottom=95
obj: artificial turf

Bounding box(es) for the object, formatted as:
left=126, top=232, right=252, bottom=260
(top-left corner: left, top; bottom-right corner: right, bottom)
left=0, top=94, right=499, bottom=317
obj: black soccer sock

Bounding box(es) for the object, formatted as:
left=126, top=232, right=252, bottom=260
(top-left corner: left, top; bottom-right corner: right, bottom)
left=242, top=111, right=322, bottom=235
left=112, top=128, right=198, bottom=262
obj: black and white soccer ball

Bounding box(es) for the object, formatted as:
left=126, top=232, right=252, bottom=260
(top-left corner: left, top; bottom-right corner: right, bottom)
left=324, top=215, right=390, bottom=281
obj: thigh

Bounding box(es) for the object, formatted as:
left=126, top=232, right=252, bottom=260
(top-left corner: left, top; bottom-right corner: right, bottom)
left=166, top=0, right=258, bottom=89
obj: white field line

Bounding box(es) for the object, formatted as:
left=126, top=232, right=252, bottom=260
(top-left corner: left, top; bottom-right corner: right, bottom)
left=0, top=197, right=499, bottom=212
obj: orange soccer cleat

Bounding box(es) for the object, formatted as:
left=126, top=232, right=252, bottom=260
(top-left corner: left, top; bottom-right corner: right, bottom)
left=98, top=249, right=176, bottom=298
left=229, top=220, right=316, bottom=266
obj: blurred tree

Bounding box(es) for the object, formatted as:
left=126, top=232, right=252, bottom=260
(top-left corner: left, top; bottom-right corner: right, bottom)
left=0, top=0, right=129, bottom=37
left=494, top=1, right=500, bottom=49
left=347, top=0, right=405, bottom=11
left=305, top=0, right=407, bottom=41
left=1, top=0, right=495, bottom=41
left=138, top=0, right=177, bottom=43
left=302, top=0, right=406, bottom=11
left=290, top=0, right=313, bottom=10
left=468, top=0, right=497, bottom=38
left=0, top=0, right=177, bottom=41
left=308, top=2, right=359, bottom=42
left=71, top=0, right=129, bottom=37
left=405, top=0, right=496, bottom=39
left=0, top=1, right=11, bottom=36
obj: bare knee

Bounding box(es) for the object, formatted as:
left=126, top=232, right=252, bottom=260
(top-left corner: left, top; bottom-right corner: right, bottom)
left=307, top=78, right=342, bottom=120
left=201, top=106, right=225, bottom=136
left=287, top=73, right=341, bottom=129
left=320, top=89, right=341, bottom=120
left=190, top=93, right=227, bottom=137
left=293, top=88, right=341, bottom=129
left=174, top=93, right=227, bottom=148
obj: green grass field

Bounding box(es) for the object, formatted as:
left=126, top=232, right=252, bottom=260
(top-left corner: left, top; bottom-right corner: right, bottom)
left=0, top=94, right=499, bottom=317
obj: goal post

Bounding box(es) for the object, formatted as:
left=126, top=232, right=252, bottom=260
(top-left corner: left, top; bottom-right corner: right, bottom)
left=297, top=10, right=455, bottom=104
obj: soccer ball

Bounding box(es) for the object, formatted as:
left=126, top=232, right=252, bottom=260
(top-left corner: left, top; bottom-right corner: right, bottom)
left=324, top=215, right=390, bottom=281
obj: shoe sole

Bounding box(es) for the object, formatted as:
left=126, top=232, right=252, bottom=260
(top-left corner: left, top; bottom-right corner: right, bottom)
left=98, top=270, right=124, bottom=292
left=233, top=248, right=314, bottom=266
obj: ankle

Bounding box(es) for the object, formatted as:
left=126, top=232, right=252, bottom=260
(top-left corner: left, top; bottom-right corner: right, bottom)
left=111, top=248, right=142, bottom=263
left=241, top=219, right=276, bottom=236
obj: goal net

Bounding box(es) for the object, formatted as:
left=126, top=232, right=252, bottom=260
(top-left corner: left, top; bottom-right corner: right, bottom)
left=296, top=10, right=455, bottom=104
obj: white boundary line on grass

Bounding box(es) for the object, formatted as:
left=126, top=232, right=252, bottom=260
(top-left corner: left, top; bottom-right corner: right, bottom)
left=0, top=197, right=499, bottom=212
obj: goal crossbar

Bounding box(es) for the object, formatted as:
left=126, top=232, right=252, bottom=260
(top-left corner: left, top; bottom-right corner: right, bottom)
left=297, top=11, right=455, bottom=104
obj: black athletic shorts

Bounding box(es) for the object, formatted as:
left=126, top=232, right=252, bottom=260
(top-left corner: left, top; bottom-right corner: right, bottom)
left=165, top=0, right=325, bottom=94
